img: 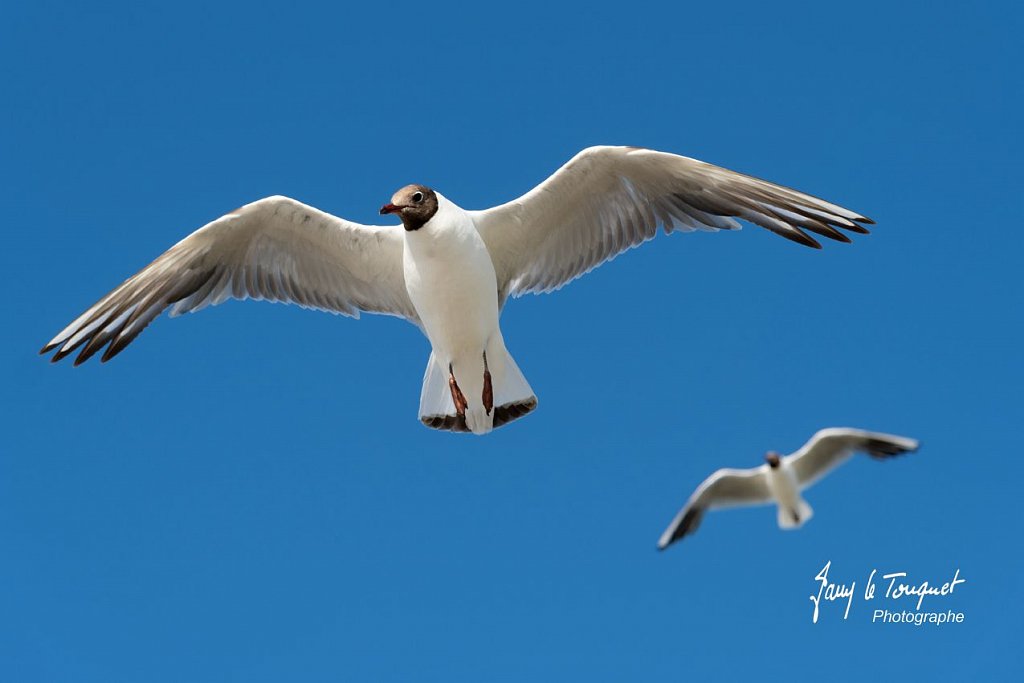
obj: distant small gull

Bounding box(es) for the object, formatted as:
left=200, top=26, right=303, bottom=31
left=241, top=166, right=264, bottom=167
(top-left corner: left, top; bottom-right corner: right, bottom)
left=41, top=146, right=874, bottom=434
left=658, top=428, right=919, bottom=550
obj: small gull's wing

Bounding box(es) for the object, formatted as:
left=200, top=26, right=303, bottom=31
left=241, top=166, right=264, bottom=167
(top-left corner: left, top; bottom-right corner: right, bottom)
left=658, top=466, right=773, bottom=550
left=41, top=195, right=416, bottom=365
left=472, top=146, right=874, bottom=300
left=786, top=428, right=920, bottom=490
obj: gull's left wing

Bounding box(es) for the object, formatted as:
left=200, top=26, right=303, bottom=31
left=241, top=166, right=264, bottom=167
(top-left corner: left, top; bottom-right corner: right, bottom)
left=786, top=428, right=920, bottom=490
left=471, top=146, right=874, bottom=301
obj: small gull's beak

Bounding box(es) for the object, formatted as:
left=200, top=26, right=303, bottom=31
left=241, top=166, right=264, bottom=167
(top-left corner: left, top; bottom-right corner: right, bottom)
left=380, top=203, right=401, bottom=215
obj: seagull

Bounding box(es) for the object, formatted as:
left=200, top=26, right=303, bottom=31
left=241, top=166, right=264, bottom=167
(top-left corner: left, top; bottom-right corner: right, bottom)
left=657, top=428, right=920, bottom=550
left=40, top=146, right=875, bottom=435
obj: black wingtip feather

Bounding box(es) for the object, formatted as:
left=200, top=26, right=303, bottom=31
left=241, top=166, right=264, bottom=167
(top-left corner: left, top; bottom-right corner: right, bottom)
left=770, top=226, right=822, bottom=249
left=797, top=233, right=823, bottom=249
left=864, top=438, right=919, bottom=459
left=100, top=336, right=135, bottom=363
left=51, top=345, right=77, bottom=363
left=72, top=333, right=111, bottom=366
left=802, top=222, right=853, bottom=244
left=843, top=222, right=872, bottom=235
left=660, top=507, right=702, bottom=551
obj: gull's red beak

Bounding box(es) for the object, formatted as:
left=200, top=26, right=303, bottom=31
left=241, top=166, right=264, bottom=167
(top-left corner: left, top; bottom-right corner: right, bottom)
left=380, top=203, right=401, bottom=215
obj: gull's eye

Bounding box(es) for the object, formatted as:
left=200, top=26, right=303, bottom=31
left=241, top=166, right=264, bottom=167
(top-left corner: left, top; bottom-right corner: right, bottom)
left=412, top=191, right=424, bottom=203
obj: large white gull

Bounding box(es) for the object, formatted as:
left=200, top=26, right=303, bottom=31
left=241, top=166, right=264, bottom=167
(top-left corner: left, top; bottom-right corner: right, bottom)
left=41, top=146, right=875, bottom=434
left=658, top=428, right=920, bottom=550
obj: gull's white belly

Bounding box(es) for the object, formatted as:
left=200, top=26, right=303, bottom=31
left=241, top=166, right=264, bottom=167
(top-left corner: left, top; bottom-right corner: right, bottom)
left=403, top=231, right=499, bottom=360
left=768, top=466, right=802, bottom=510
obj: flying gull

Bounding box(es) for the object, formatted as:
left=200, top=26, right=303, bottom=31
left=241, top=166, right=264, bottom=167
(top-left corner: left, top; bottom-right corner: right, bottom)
left=40, top=146, right=875, bottom=434
left=658, top=428, right=920, bottom=549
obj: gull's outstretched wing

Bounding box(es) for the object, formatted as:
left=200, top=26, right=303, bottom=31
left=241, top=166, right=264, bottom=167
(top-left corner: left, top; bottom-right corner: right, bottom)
left=786, top=428, right=920, bottom=490
left=41, top=195, right=416, bottom=365
left=658, top=466, right=773, bottom=550
left=472, top=146, right=874, bottom=300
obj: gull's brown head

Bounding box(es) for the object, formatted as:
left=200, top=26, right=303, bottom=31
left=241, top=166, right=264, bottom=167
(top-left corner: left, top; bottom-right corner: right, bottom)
left=765, top=451, right=781, bottom=469
left=379, top=184, right=438, bottom=231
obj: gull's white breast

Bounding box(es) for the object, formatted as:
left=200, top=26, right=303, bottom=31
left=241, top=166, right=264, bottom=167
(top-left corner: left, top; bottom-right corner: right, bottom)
left=767, top=463, right=802, bottom=510
left=402, top=196, right=499, bottom=359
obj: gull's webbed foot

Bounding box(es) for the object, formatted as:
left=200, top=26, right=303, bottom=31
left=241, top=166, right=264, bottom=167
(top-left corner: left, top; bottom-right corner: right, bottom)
left=448, top=364, right=468, bottom=417
left=482, top=351, right=493, bottom=416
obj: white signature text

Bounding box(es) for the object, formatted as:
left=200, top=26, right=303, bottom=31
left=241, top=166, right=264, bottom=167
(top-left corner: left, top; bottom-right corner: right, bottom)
left=809, top=561, right=966, bottom=623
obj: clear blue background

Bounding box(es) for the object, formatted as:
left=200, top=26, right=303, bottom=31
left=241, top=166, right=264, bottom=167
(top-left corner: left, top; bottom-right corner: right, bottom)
left=2, top=1, right=1021, bottom=680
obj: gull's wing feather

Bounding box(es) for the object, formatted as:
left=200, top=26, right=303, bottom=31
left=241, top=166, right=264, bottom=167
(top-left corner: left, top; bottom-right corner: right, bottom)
left=786, top=428, right=920, bottom=490
left=472, top=146, right=874, bottom=299
left=657, top=466, right=773, bottom=550
left=40, top=196, right=415, bottom=365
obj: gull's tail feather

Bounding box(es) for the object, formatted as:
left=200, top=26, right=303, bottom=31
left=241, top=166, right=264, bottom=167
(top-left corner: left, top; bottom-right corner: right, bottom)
left=418, top=346, right=537, bottom=434
left=778, top=499, right=814, bottom=529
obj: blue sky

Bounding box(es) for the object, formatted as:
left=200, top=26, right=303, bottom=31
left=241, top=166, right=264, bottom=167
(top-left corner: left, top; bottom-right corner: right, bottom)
left=2, top=1, right=1021, bottom=680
